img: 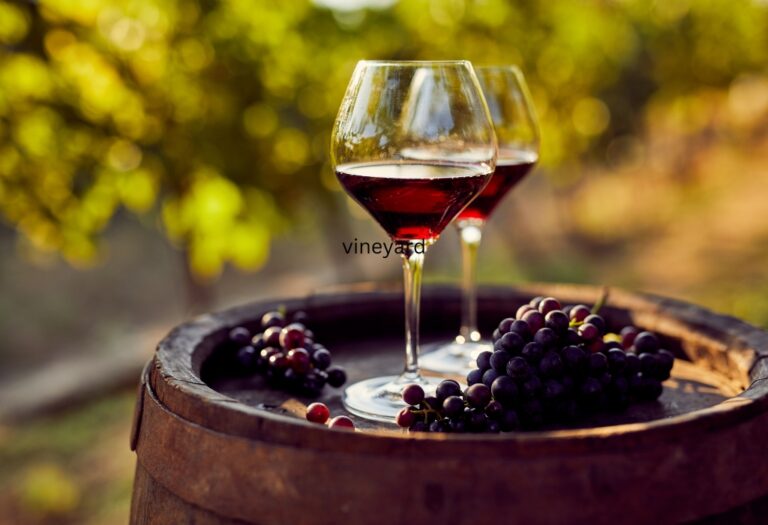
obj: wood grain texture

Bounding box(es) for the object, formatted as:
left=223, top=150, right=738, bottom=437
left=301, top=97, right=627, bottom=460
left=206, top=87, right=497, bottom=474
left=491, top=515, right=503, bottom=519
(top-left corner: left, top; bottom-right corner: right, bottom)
left=130, top=284, right=768, bottom=525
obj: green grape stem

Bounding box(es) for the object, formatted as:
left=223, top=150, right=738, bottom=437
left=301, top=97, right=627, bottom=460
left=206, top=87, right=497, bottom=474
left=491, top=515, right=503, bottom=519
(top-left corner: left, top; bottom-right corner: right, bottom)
left=591, top=286, right=611, bottom=315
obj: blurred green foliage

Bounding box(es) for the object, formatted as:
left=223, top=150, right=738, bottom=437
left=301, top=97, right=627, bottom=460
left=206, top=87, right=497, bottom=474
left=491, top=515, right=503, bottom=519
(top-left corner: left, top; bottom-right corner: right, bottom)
left=1, top=0, right=767, bottom=279
left=0, top=392, right=135, bottom=524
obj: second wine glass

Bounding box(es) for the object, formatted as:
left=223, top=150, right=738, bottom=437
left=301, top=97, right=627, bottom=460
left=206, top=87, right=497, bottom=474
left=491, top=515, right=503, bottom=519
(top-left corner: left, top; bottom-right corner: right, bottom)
left=421, top=65, right=540, bottom=375
left=331, top=60, right=497, bottom=421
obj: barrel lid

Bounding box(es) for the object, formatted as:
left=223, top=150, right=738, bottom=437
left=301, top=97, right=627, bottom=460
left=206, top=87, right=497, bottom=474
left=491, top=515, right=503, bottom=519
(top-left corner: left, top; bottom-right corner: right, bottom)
left=145, top=284, right=768, bottom=457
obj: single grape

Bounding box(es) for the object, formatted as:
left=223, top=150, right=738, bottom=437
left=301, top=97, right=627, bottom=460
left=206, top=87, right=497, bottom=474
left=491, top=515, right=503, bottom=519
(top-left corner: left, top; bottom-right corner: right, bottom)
left=443, top=395, right=465, bottom=417
left=657, top=349, right=675, bottom=373
left=263, top=326, right=282, bottom=347
left=639, top=352, right=659, bottom=375
left=279, top=324, right=306, bottom=350
left=492, top=328, right=502, bottom=343
left=506, top=356, right=530, bottom=380
left=395, top=407, right=416, bottom=428
left=634, top=331, right=660, bottom=354
left=498, top=317, right=516, bottom=334
left=328, top=415, right=355, bottom=430
left=476, top=351, right=493, bottom=371
left=236, top=345, right=258, bottom=369
left=569, top=305, right=591, bottom=323
left=561, top=345, right=587, bottom=372
left=326, top=366, right=347, bottom=388
left=598, top=371, right=613, bottom=387
left=543, top=379, right=565, bottom=400
left=539, top=351, right=564, bottom=378
left=302, top=371, right=327, bottom=396
left=250, top=333, right=265, bottom=351
left=268, top=353, right=288, bottom=370
left=494, top=332, right=525, bottom=354
left=545, top=310, right=569, bottom=334
left=291, top=310, right=309, bottom=324
left=621, top=326, right=640, bottom=349
left=534, top=327, right=558, bottom=348
left=625, top=352, right=641, bottom=375
left=467, top=410, right=488, bottom=432
left=564, top=328, right=583, bottom=345
left=521, top=342, right=544, bottom=364
left=580, top=377, right=603, bottom=403
left=312, top=348, right=332, bottom=370
left=589, top=352, right=608, bottom=375
left=491, top=375, right=518, bottom=406
left=562, top=305, right=573, bottom=317
left=606, top=348, right=627, bottom=372
left=516, top=304, right=534, bottom=319
left=466, top=368, right=484, bottom=386
left=484, top=399, right=505, bottom=419
left=538, top=297, right=562, bottom=315
left=509, top=320, right=532, bottom=340
left=400, top=384, right=424, bottom=406
left=436, top=380, right=462, bottom=401
left=421, top=396, right=440, bottom=411
left=529, top=296, right=545, bottom=308
left=490, top=350, right=512, bottom=372
left=449, top=418, right=467, bottom=433
left=261, top=311, right=286, bottom=330
left=520, top=375, right=543, bottom=398
left=583, top=314, right=606, bottom=333
left=306, top=402, right=330, bottom=424
left=466, top=383, right=492, bottom=408
left=522, top=310, right=545, bottom=332
left=229, top=326, right=251, bottom=346
left=578, top=323, right=599, bottom=341
left=287, top=348, right=311, bottom=374
left=482, top=368, right=500, bottom=387
left=637, top=376, right=663, bottom=401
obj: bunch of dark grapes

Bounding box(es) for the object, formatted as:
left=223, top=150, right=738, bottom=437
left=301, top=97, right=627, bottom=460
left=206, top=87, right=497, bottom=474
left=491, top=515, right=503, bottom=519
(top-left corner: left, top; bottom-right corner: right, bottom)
left=397, top=296, right=675, bottom=433
left=396, top=381, right=518, bottom=433
left=227, top=310, right=347, bottom=397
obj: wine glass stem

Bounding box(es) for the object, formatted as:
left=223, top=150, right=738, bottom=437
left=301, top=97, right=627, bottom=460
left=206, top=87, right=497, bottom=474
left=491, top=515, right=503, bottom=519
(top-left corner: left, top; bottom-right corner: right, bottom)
left=400, top=242, right=426, bottom=379
left=457, top=220, right=484, bottom=343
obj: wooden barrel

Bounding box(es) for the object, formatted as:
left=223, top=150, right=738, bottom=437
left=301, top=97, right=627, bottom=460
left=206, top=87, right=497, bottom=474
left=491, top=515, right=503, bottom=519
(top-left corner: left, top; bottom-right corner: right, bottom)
left=129, top=284, right=768, bottom=525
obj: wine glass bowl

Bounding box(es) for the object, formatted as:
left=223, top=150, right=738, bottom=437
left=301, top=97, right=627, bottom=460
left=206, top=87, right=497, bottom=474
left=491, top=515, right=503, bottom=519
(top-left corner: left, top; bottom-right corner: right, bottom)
left=331, top=60, right=497, bottom=421
left=420, top=65, right=540, bottom=375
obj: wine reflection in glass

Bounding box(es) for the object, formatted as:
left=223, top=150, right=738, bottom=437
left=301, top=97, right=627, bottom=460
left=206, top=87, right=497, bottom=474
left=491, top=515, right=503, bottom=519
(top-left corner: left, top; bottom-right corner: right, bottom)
left=331, top=61, right=497, bottom=421
left=420, top=65, right=540, bottom=375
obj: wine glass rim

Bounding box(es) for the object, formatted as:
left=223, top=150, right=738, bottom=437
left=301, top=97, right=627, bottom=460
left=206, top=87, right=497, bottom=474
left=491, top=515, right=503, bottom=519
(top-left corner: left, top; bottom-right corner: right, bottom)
left=357, top=59, right=473, bottom=67
left=474, top=64, right=523, bottom=73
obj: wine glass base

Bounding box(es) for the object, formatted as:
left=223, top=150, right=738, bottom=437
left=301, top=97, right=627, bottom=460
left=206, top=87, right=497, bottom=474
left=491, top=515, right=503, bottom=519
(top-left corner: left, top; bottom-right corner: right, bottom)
left=420, top=340, right=494, bottom=375
left=343, top=374, right=444, bottom=423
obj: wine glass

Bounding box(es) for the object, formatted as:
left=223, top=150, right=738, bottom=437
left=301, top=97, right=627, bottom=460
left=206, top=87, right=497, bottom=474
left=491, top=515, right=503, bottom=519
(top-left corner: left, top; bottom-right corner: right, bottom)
left=331, top=60, right=497, bottom=421
left=420, top=65, right=540, bottom=375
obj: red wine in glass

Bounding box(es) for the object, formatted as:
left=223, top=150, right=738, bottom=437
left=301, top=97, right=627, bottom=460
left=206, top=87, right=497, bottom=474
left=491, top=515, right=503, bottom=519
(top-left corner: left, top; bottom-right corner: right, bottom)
left=457, top=149, right=538, bottom=222
left=337, top=162, right=491, bottom=242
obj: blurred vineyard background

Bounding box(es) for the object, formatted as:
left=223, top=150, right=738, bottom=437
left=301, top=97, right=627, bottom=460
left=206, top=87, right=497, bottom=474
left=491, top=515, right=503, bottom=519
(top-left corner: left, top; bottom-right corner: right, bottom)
left=2, top=0, right=768, bottom=522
